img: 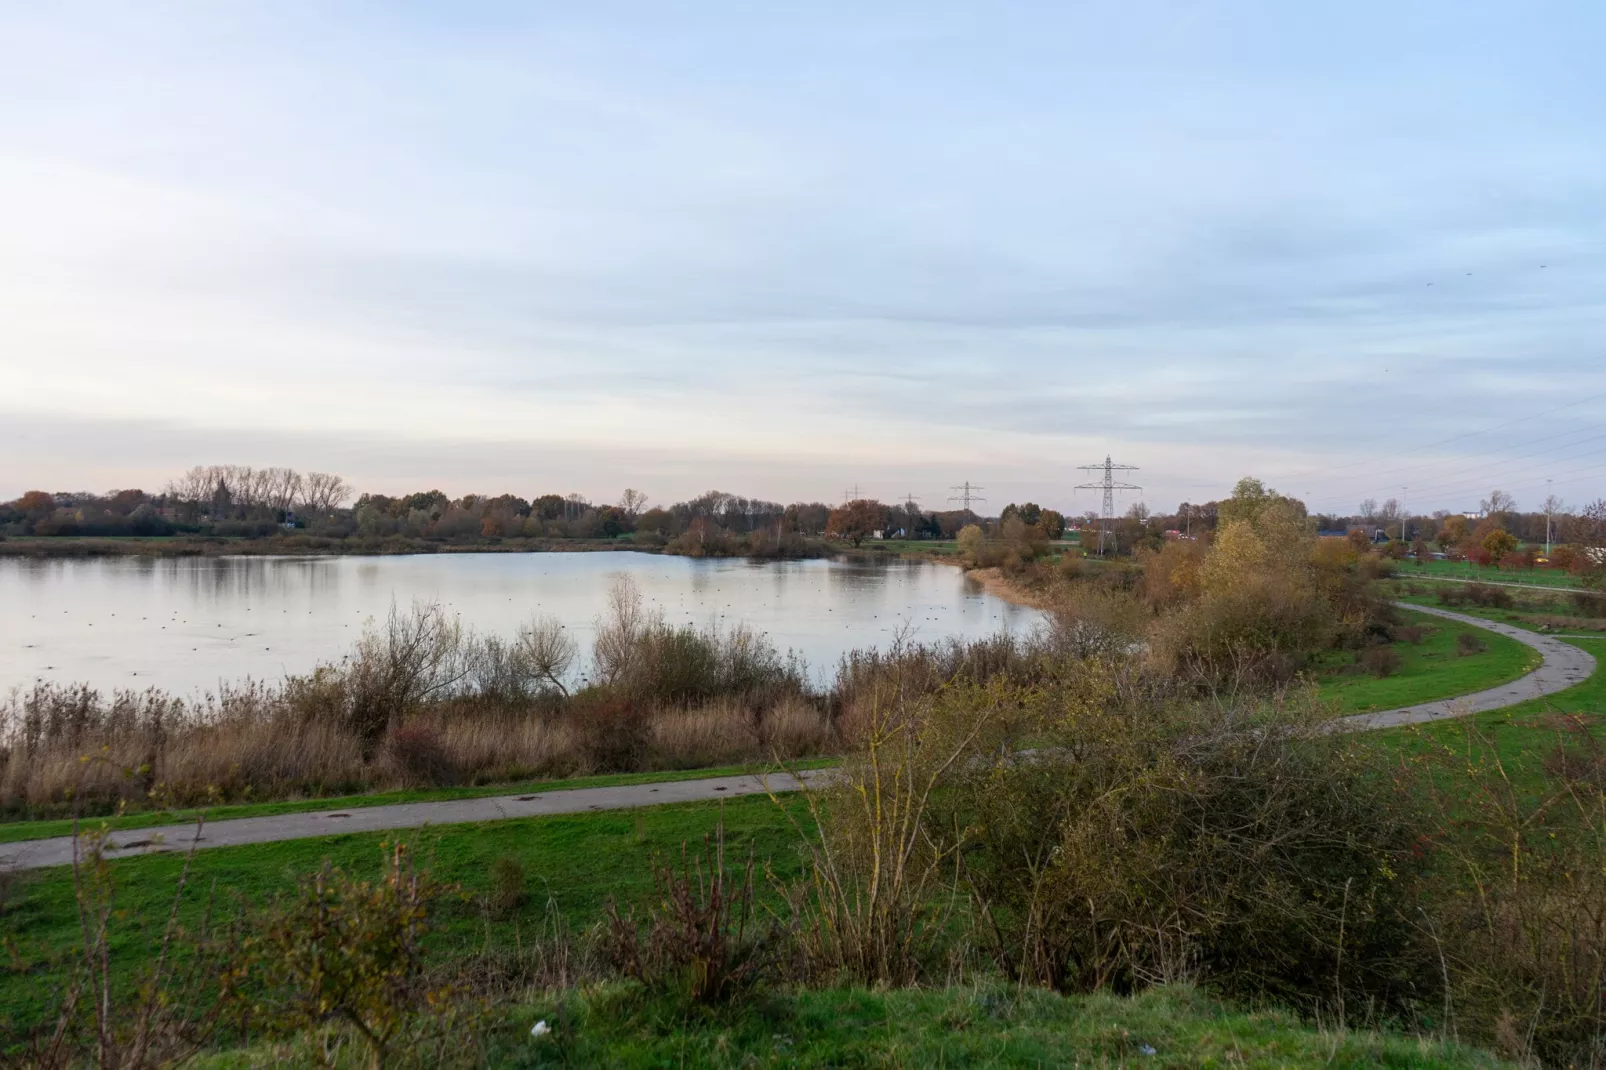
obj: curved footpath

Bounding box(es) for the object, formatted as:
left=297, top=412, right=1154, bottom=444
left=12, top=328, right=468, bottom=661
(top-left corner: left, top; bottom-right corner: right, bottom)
left=1337, top=602, right=1596, bottom=731
left=1, top=603, right=1595, bottom=872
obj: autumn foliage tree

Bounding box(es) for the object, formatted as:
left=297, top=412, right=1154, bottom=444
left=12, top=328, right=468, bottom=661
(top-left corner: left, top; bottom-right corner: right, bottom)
left=826, top=499, right=889, bottom=547
left=1480, top=527, right=1518, bottom=566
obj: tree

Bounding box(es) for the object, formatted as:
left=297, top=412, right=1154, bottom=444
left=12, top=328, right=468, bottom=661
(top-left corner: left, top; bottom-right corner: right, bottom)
left=956, top=523, right=985, bottom=564
left=1359, top=498, right=1378, bottom=522
left=825, top=499, right=888, bottom=547
left=1039, top=509, right=1066, bottom=540
left=1437, top=514, right=1469, bottom=553
left=1481, top=527, right=1518, bottom=566
left=618, top=489, right=649, bottom=519
left=14, top=490, right=54, bottom=518
left=1480, top=489, right=1517, bottom=522
left=1218, top=477, right=1306, bottom=528
left=302, top=472, right=351, bottom=513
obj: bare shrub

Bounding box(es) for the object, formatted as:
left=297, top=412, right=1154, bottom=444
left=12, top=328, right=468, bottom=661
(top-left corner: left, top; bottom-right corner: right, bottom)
left=344, top=603, right=470, bottom=748
left=1389, top=624, right=1427, bottom=645
left=603, top=825, right=778, bottom=1004
left=1568, top=590, right=1606, bottom=618
left=572, top=692, right=652, bottom=774
left=515, top=615, right=577, bottom=697
left=1358, top=646, right=1402, bottom=678
left=385, top=721, right=461, bottom=787
left=1464, top=583, right=1514, bottom=609
left=1044, top=583, right=1148, bottom=659
left=779, top=679, right=1013, bottom=986
left=1456, top=632, right=1488, bottom=656
left=26, top=821, right=235, bottom=1067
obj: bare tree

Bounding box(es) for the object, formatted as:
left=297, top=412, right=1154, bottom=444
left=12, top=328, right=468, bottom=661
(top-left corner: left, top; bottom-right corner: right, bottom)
left=1358, top=498, right=1378, bottom=521
left=592, top=575, right=655, bottom=686
left=263, top=467, right=303, bottom=513
left=618, top=488, right=649, bottom=519
left=1480, top=489, right=1517, bottom=519
left=301, top=472, right=351, bottom=512
left=516, top=615, right=578, bottom=696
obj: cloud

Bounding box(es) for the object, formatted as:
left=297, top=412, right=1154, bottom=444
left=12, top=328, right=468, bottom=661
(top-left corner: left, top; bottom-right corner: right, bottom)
left=1, top=3, right=1604, bottom=514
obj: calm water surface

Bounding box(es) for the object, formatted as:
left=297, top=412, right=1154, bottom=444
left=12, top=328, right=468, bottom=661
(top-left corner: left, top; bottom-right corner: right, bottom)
left=2, top=552, right=1041, bottom=698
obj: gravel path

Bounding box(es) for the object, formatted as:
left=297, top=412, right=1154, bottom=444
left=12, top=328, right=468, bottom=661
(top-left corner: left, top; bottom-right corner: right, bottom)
left=2, top=603, right=1594, bottom=872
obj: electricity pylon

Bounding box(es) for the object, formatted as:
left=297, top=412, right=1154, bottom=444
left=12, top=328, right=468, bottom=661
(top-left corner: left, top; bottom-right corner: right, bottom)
left=1074, top=455, right=1141, bottom=555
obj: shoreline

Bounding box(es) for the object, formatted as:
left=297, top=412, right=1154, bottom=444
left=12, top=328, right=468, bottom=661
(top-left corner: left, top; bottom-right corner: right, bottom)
left=961, top=565, right=1055, bottom=610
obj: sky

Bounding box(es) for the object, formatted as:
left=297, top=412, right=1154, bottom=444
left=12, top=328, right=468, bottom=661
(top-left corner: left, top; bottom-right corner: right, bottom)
left=2, top=2, right=1605, bottom=517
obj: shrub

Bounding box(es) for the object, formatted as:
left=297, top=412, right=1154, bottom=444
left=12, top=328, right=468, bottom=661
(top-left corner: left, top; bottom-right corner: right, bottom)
left=1464, top=583, right=1513, bottom=609
left=486, top=855, right=526, bottom=917
left=956, top=524, right=984, bottom=565
left=1388, top=624, right=1427, bottom=645
left=1569, top=590, right=1606, bottom=618
left=931, top=679, right=1429, bottom=1011
left=343, top=603, right=470, bottom=749
left=25, top=821, right=235, bottom=1066
left=572, top=692, right=652, bottom=773
left=1358, top=646, right=1402, bottom=678
left=785, top=679, right=1019, bottom=986
left=385, top=721, right=461, bottom=787
left=1456, top=632, right=1487, bottom=657
left=1420, top=723, right=1606, bottom=1066
left=241, top=843, right=450, bottom=1066
left=602, top=826, right=777, bottom=1004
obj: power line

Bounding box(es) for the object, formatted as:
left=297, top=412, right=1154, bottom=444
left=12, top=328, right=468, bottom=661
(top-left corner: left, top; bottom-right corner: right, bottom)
left=1278, top=387, right=1606, bottom=487
left=1301, top=422, right=1606, bottom=505
left=1074, top=455, right=1141, bottom=556
left=948, top=481, right=985, bottom=512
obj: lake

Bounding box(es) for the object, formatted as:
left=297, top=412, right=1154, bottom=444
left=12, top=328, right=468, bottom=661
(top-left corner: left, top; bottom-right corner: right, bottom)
left=1, top=551, right=1042, bottom=699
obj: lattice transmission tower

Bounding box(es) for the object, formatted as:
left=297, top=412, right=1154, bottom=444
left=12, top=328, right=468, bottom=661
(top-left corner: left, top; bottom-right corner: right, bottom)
left=948, top=481, right=985, bottom=513
left=1074, top=455, right=1141, bottom=555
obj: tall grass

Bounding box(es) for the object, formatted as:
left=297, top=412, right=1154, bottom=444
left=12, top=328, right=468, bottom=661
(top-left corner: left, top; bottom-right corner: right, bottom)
left=0, top=579, right=1057, bottom=817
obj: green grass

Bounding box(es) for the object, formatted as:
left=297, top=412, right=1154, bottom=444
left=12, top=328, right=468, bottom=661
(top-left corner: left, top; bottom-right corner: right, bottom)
left=0, top=793, right=809, bottom=1040
left=1371, top=633, right=1606, bottom=769
left=1310, top=609, right=1538, bottom=715
left=0, top=757, right=837, bottom=844
left=201, top=982, right=1507, bottom=1069
left=1400, top=559, right=1583, bottom=589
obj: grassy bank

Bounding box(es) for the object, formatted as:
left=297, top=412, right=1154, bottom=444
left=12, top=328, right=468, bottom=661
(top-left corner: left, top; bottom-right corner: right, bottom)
left=0, top=794, right=807, bottom=1037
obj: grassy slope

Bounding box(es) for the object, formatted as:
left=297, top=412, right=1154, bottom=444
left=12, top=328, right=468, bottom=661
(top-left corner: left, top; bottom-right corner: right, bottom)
left=1309, top=609, right=1537, bottom=715
left=205, top=984, right=1508, bottom=1069
left=0, top=793, right=811, bottom=1038
left=0, top=758, right=836, bottom=844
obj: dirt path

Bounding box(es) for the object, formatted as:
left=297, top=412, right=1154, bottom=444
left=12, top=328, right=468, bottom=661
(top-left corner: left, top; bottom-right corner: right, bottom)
left=1, top=604, right=1593, bottom=872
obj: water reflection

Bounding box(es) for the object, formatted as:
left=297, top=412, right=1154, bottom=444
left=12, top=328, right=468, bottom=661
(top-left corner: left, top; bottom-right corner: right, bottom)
left=2, top=552, right=1041, bottom=699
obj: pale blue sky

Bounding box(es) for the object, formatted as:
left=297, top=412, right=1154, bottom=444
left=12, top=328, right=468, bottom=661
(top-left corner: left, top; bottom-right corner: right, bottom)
left=3, top=2, right=1604, bottom=515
